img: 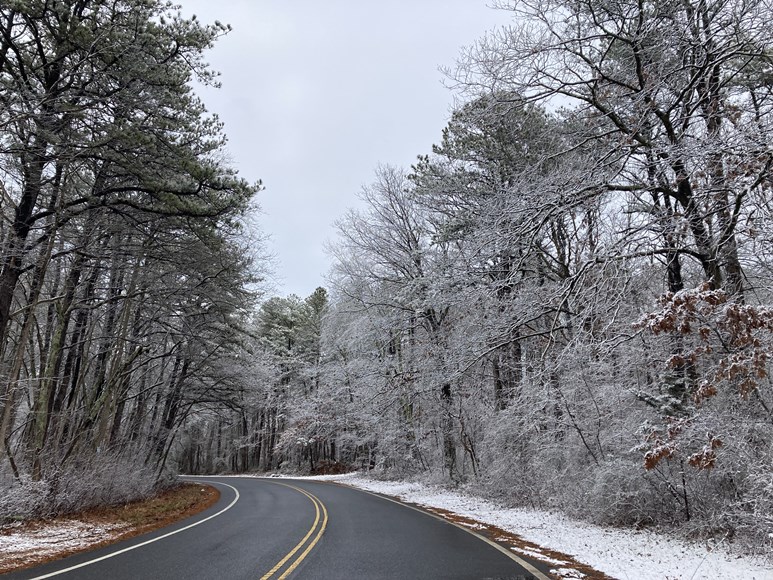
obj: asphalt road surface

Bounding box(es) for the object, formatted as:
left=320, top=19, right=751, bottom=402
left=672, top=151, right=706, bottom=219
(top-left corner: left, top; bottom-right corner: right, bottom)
left=4, top=477, right=553, bottom=580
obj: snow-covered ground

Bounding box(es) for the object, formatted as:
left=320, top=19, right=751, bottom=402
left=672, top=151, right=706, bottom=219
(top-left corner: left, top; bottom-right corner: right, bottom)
left=0, top=520, right=126, bottom=569
left=296, top=472, right=772, bottom=580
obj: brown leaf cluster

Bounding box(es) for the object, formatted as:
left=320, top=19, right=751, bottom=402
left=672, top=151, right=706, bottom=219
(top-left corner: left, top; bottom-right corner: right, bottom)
left=643, top=420, right=685, bottom=470
left=634, top=283, right=728, bottom=335
left=636, top=284, right=773, bottom=471
left=637, top=285, right=773, bottom=401
left=687, top=435, right=724, bottom=470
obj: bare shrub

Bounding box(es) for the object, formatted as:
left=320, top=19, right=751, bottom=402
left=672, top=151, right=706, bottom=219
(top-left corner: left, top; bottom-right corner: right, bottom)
left=0, top=453, right=169, bottom=524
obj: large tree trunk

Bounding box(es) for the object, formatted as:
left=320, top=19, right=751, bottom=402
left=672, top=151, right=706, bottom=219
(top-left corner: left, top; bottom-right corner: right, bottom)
left=0, top=222, right=56, bottom=469
left=28, top=254, right=84, bottom=480
left=0, top=137, right=48, bottom=351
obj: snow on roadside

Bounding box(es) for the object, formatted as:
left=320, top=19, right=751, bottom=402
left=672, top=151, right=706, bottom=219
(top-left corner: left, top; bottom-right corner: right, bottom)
left=0, top=520, right=126, bottom=564
left=300, top=472, right=772, bottom=580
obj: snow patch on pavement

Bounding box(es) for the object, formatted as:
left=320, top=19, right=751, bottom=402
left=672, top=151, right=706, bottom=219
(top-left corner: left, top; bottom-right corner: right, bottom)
left=303, top=472, right=772, bottom=580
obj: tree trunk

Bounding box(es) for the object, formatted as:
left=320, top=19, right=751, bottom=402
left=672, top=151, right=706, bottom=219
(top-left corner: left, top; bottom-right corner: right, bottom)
left=440, top=382, right=457, bottom=479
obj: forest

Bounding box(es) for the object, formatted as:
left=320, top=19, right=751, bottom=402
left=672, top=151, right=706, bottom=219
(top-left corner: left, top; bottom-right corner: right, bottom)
left=0, top=0, right=263, bottom=517
left=2, top=0, right=772, bottom=551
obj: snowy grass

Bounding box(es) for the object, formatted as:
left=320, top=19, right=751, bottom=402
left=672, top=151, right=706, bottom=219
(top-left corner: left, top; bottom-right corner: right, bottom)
left=297, top=472, right=773, bottom=580
left=0, top=520, right=126, bottom=553
left=0, top=520, right=127, bottom=570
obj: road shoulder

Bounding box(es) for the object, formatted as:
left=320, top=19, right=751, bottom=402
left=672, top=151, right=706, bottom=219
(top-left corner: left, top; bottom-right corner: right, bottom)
left=0, top=483, right=219, bottom=575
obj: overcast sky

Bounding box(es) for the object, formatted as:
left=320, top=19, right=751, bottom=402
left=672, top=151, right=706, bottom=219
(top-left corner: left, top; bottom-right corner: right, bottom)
left=178, top=1, right=509, bottom=299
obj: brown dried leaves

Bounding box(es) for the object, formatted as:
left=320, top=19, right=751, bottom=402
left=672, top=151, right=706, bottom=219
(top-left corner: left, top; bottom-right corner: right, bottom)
left=636, top=283, right=772, bottom=470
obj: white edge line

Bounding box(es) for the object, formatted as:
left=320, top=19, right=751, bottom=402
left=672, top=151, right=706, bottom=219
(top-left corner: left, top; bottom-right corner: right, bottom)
left=27, top=481, right=240, bottom=580
left=329, top=482, right=552, bottom=580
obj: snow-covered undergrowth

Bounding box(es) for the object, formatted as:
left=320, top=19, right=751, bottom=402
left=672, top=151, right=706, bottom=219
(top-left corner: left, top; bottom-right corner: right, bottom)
left=299, top=473, right=772, bottom=580
left=0, top=457, right=168, bottom=523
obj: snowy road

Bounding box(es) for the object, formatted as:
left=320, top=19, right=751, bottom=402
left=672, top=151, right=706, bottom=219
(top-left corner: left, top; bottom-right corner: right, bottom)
left=2, top=477, right=549, bottom=580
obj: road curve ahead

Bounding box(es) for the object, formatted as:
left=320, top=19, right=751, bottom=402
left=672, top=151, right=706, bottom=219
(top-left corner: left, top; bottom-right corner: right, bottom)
left=3, top=477, right=550, bottom=580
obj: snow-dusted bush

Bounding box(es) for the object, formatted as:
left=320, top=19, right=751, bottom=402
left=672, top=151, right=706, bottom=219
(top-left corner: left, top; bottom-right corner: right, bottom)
left=0, top=453, right=168, bottom=523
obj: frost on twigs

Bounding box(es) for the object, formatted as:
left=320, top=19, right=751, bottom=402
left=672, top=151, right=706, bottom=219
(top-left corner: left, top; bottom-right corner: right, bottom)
left=634, top=283, right=773, bottom=470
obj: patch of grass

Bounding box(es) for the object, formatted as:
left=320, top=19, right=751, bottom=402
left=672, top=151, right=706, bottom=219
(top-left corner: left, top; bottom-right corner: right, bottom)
left=100, top=483, right=219, bottom=528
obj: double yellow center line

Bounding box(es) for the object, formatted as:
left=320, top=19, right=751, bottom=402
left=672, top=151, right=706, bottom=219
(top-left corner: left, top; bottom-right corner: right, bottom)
left=259, top=483, right=329, bottom=580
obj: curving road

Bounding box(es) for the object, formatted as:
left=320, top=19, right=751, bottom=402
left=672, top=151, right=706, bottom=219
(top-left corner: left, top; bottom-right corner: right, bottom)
left=3, top=477, right=552, bottom=580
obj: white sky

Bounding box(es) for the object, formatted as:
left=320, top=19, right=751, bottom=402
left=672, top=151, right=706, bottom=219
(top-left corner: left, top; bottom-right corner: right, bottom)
left=178, top=1, right=510, bottom=299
